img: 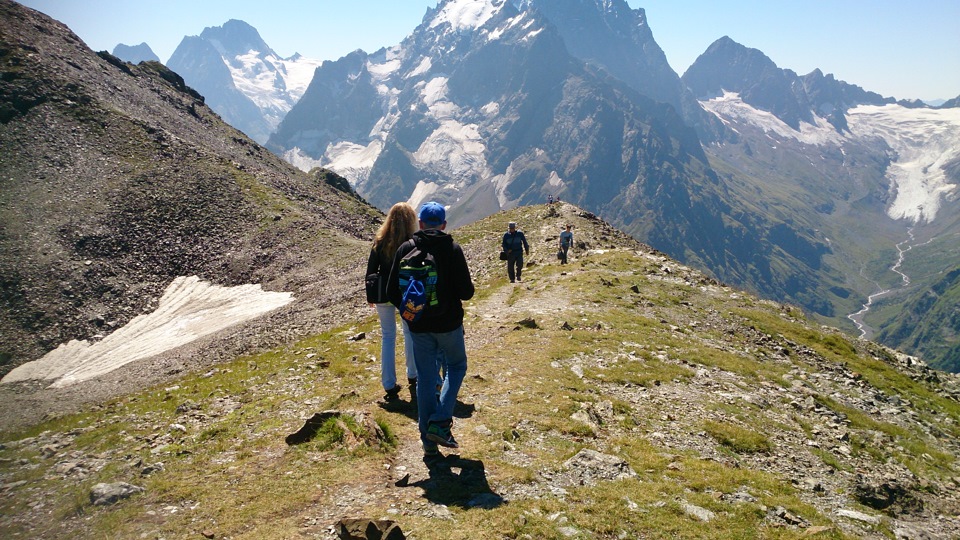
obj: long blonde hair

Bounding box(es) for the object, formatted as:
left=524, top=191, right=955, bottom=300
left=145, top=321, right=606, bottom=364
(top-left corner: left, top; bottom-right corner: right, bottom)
left=373, top=202, right=417, bottom=257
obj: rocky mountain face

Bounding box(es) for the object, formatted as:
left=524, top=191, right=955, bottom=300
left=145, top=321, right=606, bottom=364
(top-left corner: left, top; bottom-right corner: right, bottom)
left=0, top=0, right=381, bottom=376
left=111, top=42, right=160, bottom=64
left=281, top=0, right=960, bottom=371
left=166, top=19, right=322, bottom=144
left=263, top=0, right=960, bottom=369
left=515, top=0, right=720, bottom=138
left=269, top=0, right=722, bottom=219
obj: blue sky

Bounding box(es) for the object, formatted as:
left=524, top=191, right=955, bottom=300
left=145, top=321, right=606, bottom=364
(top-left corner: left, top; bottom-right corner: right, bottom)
left=15, top=0, right=960, bottom=101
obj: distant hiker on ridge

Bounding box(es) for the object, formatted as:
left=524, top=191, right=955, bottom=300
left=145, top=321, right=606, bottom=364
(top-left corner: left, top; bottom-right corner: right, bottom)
left=366, top=202, right=419, bottom=403
left=388, top=202, right=475, bottom=457
left=502, top=221, right=529, bottom=283
left=559, top=224, right=573, bottom=265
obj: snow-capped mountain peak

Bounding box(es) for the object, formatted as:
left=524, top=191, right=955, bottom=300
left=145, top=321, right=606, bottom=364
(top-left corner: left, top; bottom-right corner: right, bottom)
left=429, top=0, right=506, bottom=31
left=168, top=20, right=322, bottom=143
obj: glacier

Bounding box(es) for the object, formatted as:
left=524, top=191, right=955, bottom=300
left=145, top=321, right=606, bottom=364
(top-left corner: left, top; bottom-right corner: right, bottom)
left=847, top=104, right=960, bottom=223
left=703, top=93, right=960, bottom=224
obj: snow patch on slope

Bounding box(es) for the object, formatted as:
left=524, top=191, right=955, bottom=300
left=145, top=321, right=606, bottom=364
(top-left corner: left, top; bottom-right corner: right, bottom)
left=325, top=140, right=385, bottom=186
left=2, top=277, right=293, bottom=388
left=283, top=147, right=325, bottom=173
left=701, top=92, right=843, bottom=146
left=488, top=11, right=530, bottom=41
left=409, top=181, right=443, bottom=211
left=413, top=75, right=491, bottom=190
left=414, top=121, right=487, bottom=179
left=408, top=57, right=433, bottom=79
left=846, top=104, right=960, bottom=223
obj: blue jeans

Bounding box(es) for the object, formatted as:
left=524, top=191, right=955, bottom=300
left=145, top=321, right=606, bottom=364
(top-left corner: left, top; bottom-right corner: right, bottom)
left=376, top=303, right=417, bottom=391
left=410, top=326, right=467, bottom=442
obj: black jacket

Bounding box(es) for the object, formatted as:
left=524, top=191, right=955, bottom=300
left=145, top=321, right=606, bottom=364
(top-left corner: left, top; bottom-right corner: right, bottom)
left=388, top=229, right=474, bottom=333
left=502, top=230, right=529, bottom=254
left=365, top=243, right=394, bottom=303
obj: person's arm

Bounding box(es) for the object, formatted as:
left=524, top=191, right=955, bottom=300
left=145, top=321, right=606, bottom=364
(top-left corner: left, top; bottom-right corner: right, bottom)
left=522, top=232, right=529, bottom=254
left=452, top=245, right=475, bottom=301
left=386, top=244, right=408, bottom=309
left=502, top=233, right=510, bottom=253
left=366, top=247, right=380, bottom=276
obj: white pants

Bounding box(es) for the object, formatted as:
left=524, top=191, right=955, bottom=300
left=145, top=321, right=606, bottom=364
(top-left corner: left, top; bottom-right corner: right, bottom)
left=376, top=303, right=417, bottom=390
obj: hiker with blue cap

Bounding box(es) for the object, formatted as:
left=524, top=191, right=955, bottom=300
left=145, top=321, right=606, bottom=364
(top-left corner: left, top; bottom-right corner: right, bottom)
left=387, top=201, right=475, bottom=456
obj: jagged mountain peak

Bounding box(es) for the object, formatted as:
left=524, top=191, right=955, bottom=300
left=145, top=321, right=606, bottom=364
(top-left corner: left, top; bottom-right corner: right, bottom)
left=684, top=35, right=897, bottom=131
left=683, top=35, right=783, bottom=99
left=167, top=19, right=323, bottom=144
left=198, top=18, right=276, bottom=58
left=516, top=0, right=717, bottom=137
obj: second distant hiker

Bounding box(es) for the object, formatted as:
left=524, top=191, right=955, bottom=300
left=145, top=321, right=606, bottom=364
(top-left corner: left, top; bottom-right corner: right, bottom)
left=558, top=224, right=573, bottom=264
left=502, top=221, right=529, bottom=283
left=388, top=202, right=475, bottom=456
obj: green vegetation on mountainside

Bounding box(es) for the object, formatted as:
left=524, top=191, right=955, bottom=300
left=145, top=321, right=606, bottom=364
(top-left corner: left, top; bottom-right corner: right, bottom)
left=874, top=265, right=960, bottom=372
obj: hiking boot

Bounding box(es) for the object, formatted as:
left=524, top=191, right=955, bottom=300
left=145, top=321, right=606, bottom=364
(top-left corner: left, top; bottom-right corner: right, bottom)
left=408, top=378, right=418, bottom=401
left=422, top=440, right=440, bottom=457
left=426, top=420, right=458, bottom=448
left=384, top=384, right=402, bottom=402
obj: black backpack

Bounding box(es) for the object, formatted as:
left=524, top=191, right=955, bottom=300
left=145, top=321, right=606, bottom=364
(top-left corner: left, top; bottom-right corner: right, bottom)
left=397, top=245, right=439, bottom=323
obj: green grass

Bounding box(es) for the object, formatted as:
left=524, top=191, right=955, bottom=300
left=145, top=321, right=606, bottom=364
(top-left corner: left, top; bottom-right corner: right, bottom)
left=704, top=420, right=773, bottom=454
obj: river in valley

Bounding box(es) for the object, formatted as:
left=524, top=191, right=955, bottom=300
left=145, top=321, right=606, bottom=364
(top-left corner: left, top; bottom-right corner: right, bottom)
left=847, top=228, right=935, bottom=339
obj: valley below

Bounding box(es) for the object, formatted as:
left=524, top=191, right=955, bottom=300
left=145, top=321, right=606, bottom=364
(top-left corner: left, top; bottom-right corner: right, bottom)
left=847, top=229, right=934, bottom=339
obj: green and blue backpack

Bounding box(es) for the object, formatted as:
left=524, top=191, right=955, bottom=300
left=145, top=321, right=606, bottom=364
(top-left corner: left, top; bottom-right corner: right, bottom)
left=398, top=245, right=439, bottom=322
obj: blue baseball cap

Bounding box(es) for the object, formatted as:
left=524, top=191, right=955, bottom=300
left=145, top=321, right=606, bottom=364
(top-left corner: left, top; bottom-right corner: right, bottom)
left=418, top=201, right=446, bottom=226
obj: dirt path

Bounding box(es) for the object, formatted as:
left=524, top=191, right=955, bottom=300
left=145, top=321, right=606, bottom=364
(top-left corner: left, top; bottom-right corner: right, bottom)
left=322, top=204, right=595, bottom=528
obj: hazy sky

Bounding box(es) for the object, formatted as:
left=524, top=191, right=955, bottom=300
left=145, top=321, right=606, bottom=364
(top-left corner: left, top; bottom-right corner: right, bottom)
left=15, top=0, right=960, bottom=101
